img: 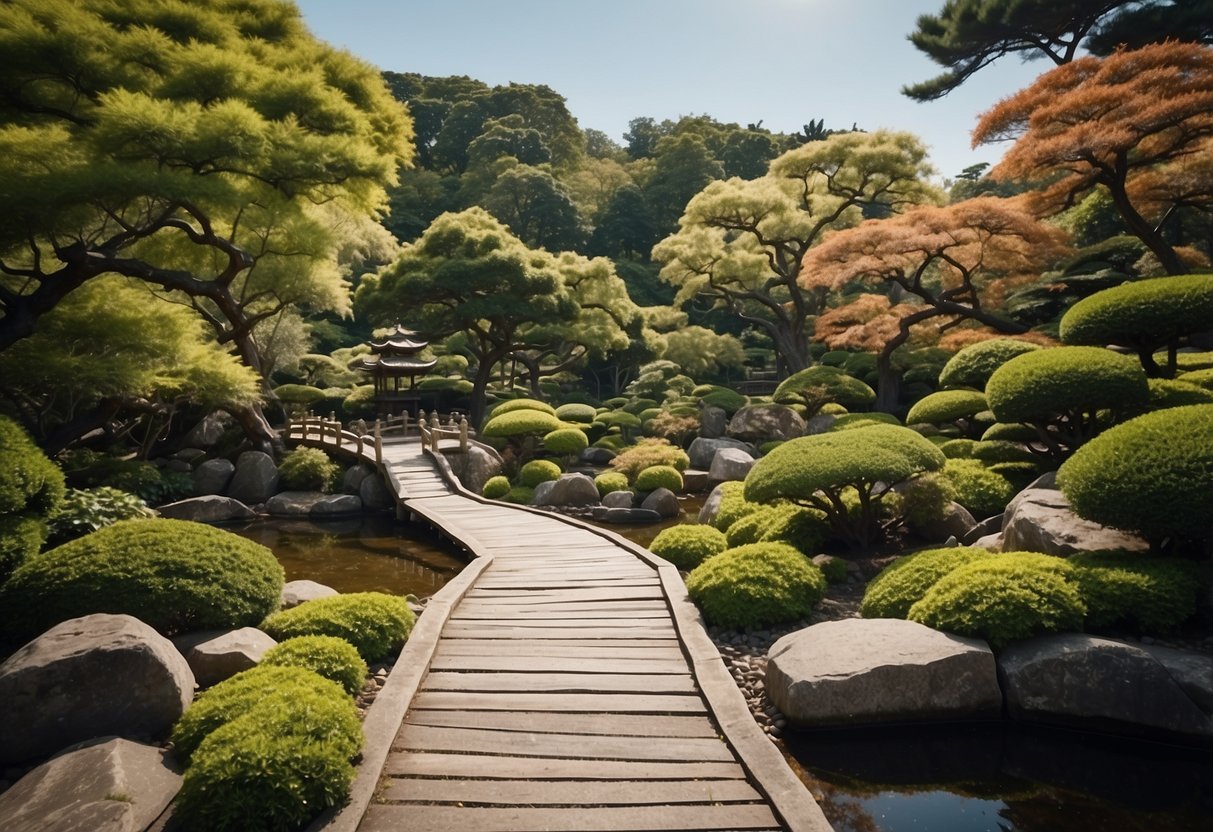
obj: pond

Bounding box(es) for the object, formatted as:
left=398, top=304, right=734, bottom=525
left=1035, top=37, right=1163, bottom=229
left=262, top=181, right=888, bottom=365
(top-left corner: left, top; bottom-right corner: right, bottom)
left=228, top=514, right=468, bottom=597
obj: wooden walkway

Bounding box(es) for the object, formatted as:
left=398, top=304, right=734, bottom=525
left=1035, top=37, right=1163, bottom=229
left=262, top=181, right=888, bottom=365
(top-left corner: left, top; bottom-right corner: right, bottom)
left=291, top=432, right=831, bottom=832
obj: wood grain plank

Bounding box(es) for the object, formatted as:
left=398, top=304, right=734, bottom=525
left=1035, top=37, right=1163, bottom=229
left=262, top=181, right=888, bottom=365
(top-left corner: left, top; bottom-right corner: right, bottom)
left=394, top=724, right=732, bottom=761
left=361, top=803, right=780, bottom=832
left=382, top=753, right=745, bottom=780
left=433, top=642, right=683, bottom=658
left=439, top=626, right=676, bottom=640
left=451, top=608, right=669, bottom=620
left=403, top=710, right=719, bottom=738
left=429, top=655, right=689, bottom=674
left=422, top=671, right=696, bottom=693
left=380, top=777, right=762, bottom=806
left=438, top=638, right=681, bottom=650
left=410, top=691, right=707, bottom=713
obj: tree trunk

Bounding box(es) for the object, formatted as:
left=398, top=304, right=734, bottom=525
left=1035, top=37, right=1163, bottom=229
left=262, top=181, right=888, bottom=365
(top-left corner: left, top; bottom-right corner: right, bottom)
left=875, top=353, right=901, bottom=414
left=1105, top=173, right=1186, bottom=276
left=226, top=403, right=280, bottom=455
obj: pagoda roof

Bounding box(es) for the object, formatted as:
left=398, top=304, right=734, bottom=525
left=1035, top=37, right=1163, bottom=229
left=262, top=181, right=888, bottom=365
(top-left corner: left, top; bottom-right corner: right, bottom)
left=357, top=355, right=438, bottom=375
left=368, top=323, right=429, bottom=353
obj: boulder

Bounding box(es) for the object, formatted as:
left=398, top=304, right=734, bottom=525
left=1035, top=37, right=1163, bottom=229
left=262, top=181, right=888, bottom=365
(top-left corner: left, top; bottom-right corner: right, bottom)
left=546, top=474, right=601, bottom=507
left=226, top=451, right=279, bottom=504
left=708, top=447, right=755, bottom=482
left=804, top=414, right=837, bottom=435
left=445, top=444, right=504, bottom=495
left=766, top=618, right=1002, bottom=727
left=191, top=458, right=234, bottom=496
left=182, top=413, right=228, bottom=449
left=580, top=447, right=616, bottom=465
left=0, top=614, right=195, bottom=765
left=1001, top=487, right=1148, bottom=556
left=687, top=437, right=754, bottom=470
left=1142, top=644, right=1213, bottom=715
left=972, top=532, right=1003, bottom=551
left=640, top=487, right=681, bottom=519
left=0, top=737, right=181, bottom=832
left=598, top=507, right=663, bottom=525
left=184, top=627, right=277, bottom=688
left=311, top=494, right=363, bottom=516
left=341, top=463, right=375, bottom=495
left=265, top=491, right=325, bottom=516
left=173, top=448, right=206, bottom=463
left=697, top=482, right=731, bottom=526
left=699, top=406, right=728, bottom=439
left=681, top=469, right=711, bottom=493
left=359, top=474, right=395, bottom=511
left=998, top=634, right=1213, bottom=739
left=910, top=500, right=977, bottom=543
left=531, top=480, right=557, bottom=506
left=162, top=458, right=192, bottom=475
left=962, top=512, right=1004, bottom=545
left=727, top=404, right=806, bottom=442
left=280, top=580, right=340, bottom=609
left=156, top=495, right=254, bottom=524
left=602, top=490, right=635, bottom=509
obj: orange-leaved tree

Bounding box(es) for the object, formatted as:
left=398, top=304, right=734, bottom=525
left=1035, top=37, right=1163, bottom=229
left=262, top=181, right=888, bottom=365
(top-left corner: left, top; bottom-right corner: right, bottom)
left=802, top=197, right=1070, bottom=408
left=973, top=41, right=1213, bottom=275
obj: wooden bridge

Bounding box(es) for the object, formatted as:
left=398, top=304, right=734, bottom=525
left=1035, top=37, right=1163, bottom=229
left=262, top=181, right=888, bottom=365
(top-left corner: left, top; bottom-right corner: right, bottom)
left=286, top=419, right=832, bottom=832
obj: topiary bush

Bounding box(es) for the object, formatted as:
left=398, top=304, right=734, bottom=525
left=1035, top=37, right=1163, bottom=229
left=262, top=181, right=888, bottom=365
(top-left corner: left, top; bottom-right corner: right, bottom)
left=593, top=471, right=630, bottom=497
left=938, top=339, right=1042, bottom=390
left=555, top=402, right=598, bottom=423
left=698, top=386, right=747, bottom=415
left=711, top=481, right=761, bottom=532
left=1146, top=378, right=1213, bottom=410
left=260, top=635, right=368, bottom=695
left=46, top=486, right=153, bottom=546
left=939, top=459, right=1017, bottom=519
left=482, top=475, right=511, bottom=499
left=760, top=505, right=829, bottom=555
left=1057, top=404, right=1213, bottom=548
left=0, top=415, right=65, bottom=580
left=504, top=486, right=535, bottom=505
left=272, top=383, right=327, bottom=408
left=905, top=390, right=988, bottom=428
left=940, top=439, right=978, bottom=459
left=542, top=428, right=589, bottom=456
left=725, top=505, right=784, bottom=548
left=1068, top=551, right=1203, bottom=634
left=980, top=422, right=1038, bottom=442
left=488, top=398, right=557, bottom=417
left=279, top=447, right=341, bottom=492
left=686, top=543, right=827, bottom=630
left=481, top=408, right=563, bottom=439
left=609, top=438, right=690, bottom=482
left=772, top=366, right=875, bottom=414
left=907, top=552, right=1085, bottom=647
left=824, top=412, right=903, bottom=432
left=862, top=546, right=993, bottom=619
left=971, top=440, right=1037, bottom=465
left=261, top=592, right=414, bottom=662
left=634, top=465, right=683, bottom=493
left=1, top=519, right=282, bottom=640
left=518, top=459, right=562, bottom=488
left=649, top=525, right=728, bottom=570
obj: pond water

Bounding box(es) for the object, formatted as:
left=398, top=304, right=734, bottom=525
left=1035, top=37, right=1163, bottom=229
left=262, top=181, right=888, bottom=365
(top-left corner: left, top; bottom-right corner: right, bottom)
left=229, top=514, right=467, bottom=597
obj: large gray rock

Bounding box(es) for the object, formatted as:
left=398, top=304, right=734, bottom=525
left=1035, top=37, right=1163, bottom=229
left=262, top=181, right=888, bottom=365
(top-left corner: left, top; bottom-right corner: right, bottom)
left=265, top=491, right=325, bottom=516
left=342, top=463, right=375, bottom=495
left=191, top=458, right=234, bottom=496
left=767, top=618, right=1002, bottom=727
left=445, top=444, right=504, bottom=495
left=226, top=450, right=279, bottom=504
left=687, top=437, right=754, bottom=470
left=580, top=447, right=616, bottom=465
left=699, top=405, right=728, bottom=439
left=182, top=412, right=229, bottom=449
left=708, top=447, right=756, bottom=482
left=156, top=495, right=254, bottom=524
left=962, top=512, right=1004, bottom=545
left=597, top=507, right=663, bottom=524
left=546, top=473, right=601, bottom=507
left=0, top=737, right=181, bottom=832
left=727, top=404, right=806, bottom=442
left=280, top=580, right=339, bottom=609
left=311, top=494, right=363, bottom=516
left=602, top=490, right=635, bottom=509
left=640, top=487, right=681, bottom=519
left=681, top=469, right=711, bottom=493
left=697, top=481, right=731, bottom=526
left=998, top=634, right=1213, bottom=739
left=0, top=615, right=195, bottom=765
left=1001, top=487, right=1148, bottom=556
left=911, top=500, right=977, bottom=543
left=1143, top=644, right=1213, bottom=715
left=359, top=473, right=395, bottom=510
left=804, top=414, right=837, bottom=435
left=530, top=480, right=557, bottom=506
left=184, top=627, right=276, bottom=688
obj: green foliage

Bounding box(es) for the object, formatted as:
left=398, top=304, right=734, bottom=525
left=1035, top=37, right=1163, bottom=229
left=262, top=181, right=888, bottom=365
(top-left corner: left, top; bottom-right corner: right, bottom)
left=482, top=476, right=511, bottom=499
left=490, top=398, right=557, bottom=417
left=262, top=592, right=415, bottom=662
left=634, top=465, right=683, bottom=493
left=593, top=472, right=630, bottom=497
left=279, top=448, right=341, bottom=492
left=906, top=390, right=988, bottom=426
left=0, top=515, right=46, bottom=585
left=649, top=525, right=728, bottom=570
left=686, top=543, right=827, bottom=630
left=940, top=459, right=1017, bottom=519
left=47, top=487, right=153, bottom=545
left=1178, top=368, right=1213, bottom=391
left=0, top=416, right=65, bottom=579
left=542, top=428, right=588, bottom=456
left=825, top=412, right=903, bottom=432
left=940, top=439, right=978, bottom=458
left=712, top=481, right=763, bottom=532
left=938, top=339, right=1042, bottom=390
left=981, top=422, right=1038, bottom=442
left=519, top=459, right=562, bottom=487
left=1057, top=404, right=1213, bottom=545
left=1147, top=378, right=1213, bottom=410
left=773, top=366, right=876, bottom=412
left=260, top=636, right=368, bottom=696
left=504, top=486, right=535, bottom=505
left=555, top=403, right=597, bottom=423
left=609, top=438, right=690, bottom=481
left=862, top=546, right=993, bottom=619
left=761, top=505, right=829, bottom=554
left=908, top=553, right=1085, bottom=648
left=60, top=454, right=190, bottom=506
left=273, top=384, right=327, bottom=405
left=726, top=505, right=784, bottom=547
left=971, top=440, right=1036, bottom=465
left=1, top=519, right=282, bottom=640
left=341, top=385, right=377, bottom=419
left=596, top=410, right=643, bottom=429
left=481, top=408, right=563, bottom=438
left=697, top=387, right=747, bottom=415
left=1069, top=551, right=1203, bottom=634
left=897, top=472, right=957, bottom=530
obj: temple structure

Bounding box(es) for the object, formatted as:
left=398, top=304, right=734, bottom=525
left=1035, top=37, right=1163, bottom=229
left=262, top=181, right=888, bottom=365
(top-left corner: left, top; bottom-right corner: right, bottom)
left=356, top=324, right=436, bottom=417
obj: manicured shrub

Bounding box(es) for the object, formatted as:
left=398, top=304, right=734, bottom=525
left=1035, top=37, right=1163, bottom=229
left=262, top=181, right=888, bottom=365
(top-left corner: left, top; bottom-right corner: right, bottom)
left=711, top=481, right=761, bottom=532
left=593, top=471, right=630, bottom=497
left=905, top=390, right=988, bottom=427
left=938, top=339, right=1042, bottom=390
left=260, top=635, right=368, bottom=695
left=489, top=398, right=557, bottom=417
left=1178, top=368, right=1213, bottom=391
left=940, top=439, right=978, bottom=459
left=1, top=519, right=282, bottom=640
left=772, top=366, right=875, bottom=412
left=609, top=438, right=690, bottom=481
left=940, top=459, right=1017, bottom=519
left=542, top=428, right=589, bottom=456
left=1147, top=378, right=1213, bottom=410
left=635, top=465, right=683, bottom=493
left=1068, top=551, right=1203, bottom=634
left=862, top=546, right=993, bottom=619
left=504, top=486, right=535, bottom=505
left=555, top=402, right=598, bottom=423
left=980, top=422, right=1038, bottom=442
left=726, top=505, right=783, bottom=547
left=279, top=447, right=341, bottom=492
left=342, top=385, right=377, bottom=419
left=482, top=475, right=511, bottom=499
left=698, top=387, right=747, bottom=415
left=0, top=416, right=65, bottom=579
left=824, top=412, right=902, bottom=432
left=744, top=425, right=946, bottom=550
left=649, top=525, right=728, bottom=570
left=907, top=553, right=1085, bottom=647
left=896, top=472, right=957, bottom=530
left=1057, top=404, right=1213, bottom=546
left=272, top=383, right=326, bottom=406
left=971, top=440, right=1036, bottom=465
left=686, top=543, right=827, bottom=630
left=47, top=486, right=153, bottom=545
left=519, top=459, right=562, bottom=488
left=481, top=408, right=563, bottom=438
left=761, top=505, right=830, bottom=554
left=262, top=592, right=414, bottom=662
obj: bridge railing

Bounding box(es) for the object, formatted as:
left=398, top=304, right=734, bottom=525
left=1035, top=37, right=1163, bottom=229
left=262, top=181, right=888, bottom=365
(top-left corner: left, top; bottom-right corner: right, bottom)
left=286, top=411, right=470, bottom=465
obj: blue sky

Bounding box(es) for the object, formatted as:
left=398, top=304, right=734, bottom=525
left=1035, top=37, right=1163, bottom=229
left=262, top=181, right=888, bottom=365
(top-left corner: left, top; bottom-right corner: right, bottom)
left=293, top=0, right=1048, bottom=181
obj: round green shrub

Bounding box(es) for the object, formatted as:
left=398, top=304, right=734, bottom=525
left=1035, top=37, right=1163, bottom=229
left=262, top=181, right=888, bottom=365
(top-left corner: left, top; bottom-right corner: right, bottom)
left=47, top=486, right=153, bottom=545
left=862, top=546, right=993, bottom=619
left=0, top=416, right=65, bottom=579
left=592, top=434, right=626, bottom=451
left=609, top=438, right=690, bottom=481
left=482, top=475, right=511, bottom=499
left=940, top=439, right=978, bottom=459
left=726, top=505, right=783, bottom=547
left=261, top=592, right=415, bottom=662
left=635, top=465, right=683, bottom=493
left=260, top=635, right=368, bottom=695
left=596, top=410, right=643, bottom=429
left=555, top=402, right=598, bottom=423
left=649, top=525, right=728, bottom=570
left=1057, top=404, right=1213, bottom=544
left=761, top=505, right=829, bottom=554
left=593, top=471, right=630, bottom=497
left=986, top=346, right=1148, bottom=425
left=272, top=383, right=326, bottom=405
left=279, top=447, right=341, bottom=492
left=819, top=402, right=849, bottom=416
left=1178, top=368, right=1213, bottom=391
left=504, top=486, right=535, bottom=504
left=519, top=459, right=562, bottom=487
left=907, top=553, right=1085, bottom=647
left=489, top=398, right=557, bottom=417
left=938, top=339, right=1042, bottom=390
left=1068, top=551, right=1203, bottom=634
left=711, top=481, right=761, bottom=532
left=940, top=459, right=1017, bottom=519
left=980, top=422, right=1039, bottom=442
left=773, top=366, right=875, bottom=411
left=971, top=440, right=1036, bottom=465
left=686, top=543, right=827, bottom=630
left=698, top=387, right=747, bottom=415
left=1, top=519, right=282, bottom=640
left=542, top=428, right=589, bottom=456
left=481, top=408, right=563, bottom=438
left=824, top=412, right=903, bottom=432
left=906, top=390, right=988, bottom=426
left=1059, top=273, right=1213, bottom=359
left=1146, top=378, right=1213, bottom=410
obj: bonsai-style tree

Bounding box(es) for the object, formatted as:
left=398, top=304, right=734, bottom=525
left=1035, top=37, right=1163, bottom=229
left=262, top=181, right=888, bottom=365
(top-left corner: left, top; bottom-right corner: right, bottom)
left=905, top=390, right=990, bottom=437
left=771, top=366, right=876, bottom=417
left=937, top=338, right=1044, bottom=389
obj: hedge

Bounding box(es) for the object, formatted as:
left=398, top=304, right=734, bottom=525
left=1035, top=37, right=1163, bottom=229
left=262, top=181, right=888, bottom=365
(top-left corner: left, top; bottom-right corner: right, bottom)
left=985, top=346, right=1148, bottom=425
left=519, top=459, right=562, bottom=488
left=261, top=592, right=414, bottom=662
left=905, top=390, right=988, bottom=426
left=1068, top=551, right=1203, bottom=634
left=862, top=546, right=993, bottom=619
left=938, top=339, right=1042, bottom=390
left=260, top=635, right=368, bottom=695
left=649, top=525, right=728, bottom=570
left=686, top=543, right=827, bottom=630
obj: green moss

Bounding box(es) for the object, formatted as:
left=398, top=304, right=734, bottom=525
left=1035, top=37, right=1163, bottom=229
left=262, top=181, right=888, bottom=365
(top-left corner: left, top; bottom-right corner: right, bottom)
left=481, top=408, right=563, bottom=438
left=1068, top=551, right=1203, bottom=634
left=1060, top=273, right=1213, bottom=358
left=593, top=472, right=630, bottom=497
left=686, top=543, right=827, bottom=630
left=260, top=635, right=368, bottom=695
left=482, top=476, right=511, bottom=499
left=635, top=465, right=683, bottom=492
left=649, top=525, right=728, bottom=570
left=519, top=459, right=562, bottom=488
left=986, top=346, right=1148, bottom=425
left=542, top=428, right=589, bottom=456
left=906, top=390, right=988, bottom=426
left=262, top=592, right=414, bottom=662
left=938, top=339, right=1042, bottom=390
left=279, top=447, right=341, bottom=492
left=862, top=546, right=993, bottom=619
left=940, top=459, right=1017, bottom=520
left=489, top=398, right=557, bottom=417
left=773, top=366, right=875, bottom=410
left=555, top=403, right=598, bottom=423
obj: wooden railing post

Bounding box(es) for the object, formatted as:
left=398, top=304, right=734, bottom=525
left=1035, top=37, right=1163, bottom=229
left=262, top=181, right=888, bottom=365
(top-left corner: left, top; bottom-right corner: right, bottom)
left=374, top=419, right=383, bottom=464
left=459, top=416, right=469, bottom=452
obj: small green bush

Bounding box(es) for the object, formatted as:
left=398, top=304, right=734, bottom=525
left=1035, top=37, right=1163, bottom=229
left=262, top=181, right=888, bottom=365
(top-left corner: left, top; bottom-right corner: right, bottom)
left=1178, top=368, right=1213, bottom=391
left=907, top=553, right=1085, bottom=647
left=981, top=422, right=1039, bottom=442
left=726, top=505, right=783, bottom=547
left=261, top=635, right=368, bottom=695
left=1146, top=378, right=1213, bottom=410
left=542, top=428, right=589, bottom=456
left=555, top=402, right=598, bottom=423
left=940, top=439, right=978, bottom=459
left=686, top=543, right=827, bottom=630
left=940, top=459, right=1017, bottom=519
left=609, top=438, right=690, bottom=481
left=761, top=505, right=829, bottom=554
left=1, top=519, right=282, bottom=640
left=272, top=383, right=327, bottom=405
left=906, top=390, right=988, bottom=426
left=985, top=346, right=1148, bottom=426
left=482, top=475, right=511, bottom=499
left=711, top=481, right=761, bottom=532
left=825, top=412, right=903, bottom=432
left=504, top=486, right=535, bottom=504
left=593, top=471, right=630, bottom=497
left=262, top=592, right=414, bottom=662
left=773, top=366, right=875, bottom=412
left=0, top=416, right=66, bottom=579
left=862, top=546, right=993, bottom=619
left=341, top=384, right=377, bottom=419
left=897, top=472, right=957, bottom=530
left=1069, top=551, right=1202, bottom=634
left=519, top=459, right=562, bottom=487
left=971, top=440, right=1036, bottom=465
left=489, top=398, right=557, bottom=417
left=698, top=387, right=747, bottom=415
left=635, top=465, right=683, bottom=493
left=481, top=408, right=563, bottom=438
left=279, top=447, right=341, bottom=492
left=47, top=486, right=153, bottom=545
left=938, top=339, right=1042, bottom=390
left=649, top=525, right=728, bottom=570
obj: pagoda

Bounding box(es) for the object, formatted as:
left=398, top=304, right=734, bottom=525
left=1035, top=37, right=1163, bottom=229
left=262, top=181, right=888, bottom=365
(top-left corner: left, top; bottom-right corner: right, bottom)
left=356, top=324, right=437, bottom=417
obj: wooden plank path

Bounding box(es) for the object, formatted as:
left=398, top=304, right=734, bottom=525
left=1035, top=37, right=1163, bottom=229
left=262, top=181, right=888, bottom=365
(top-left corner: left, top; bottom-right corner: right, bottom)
left=297, top=434, right=831, bottom=832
